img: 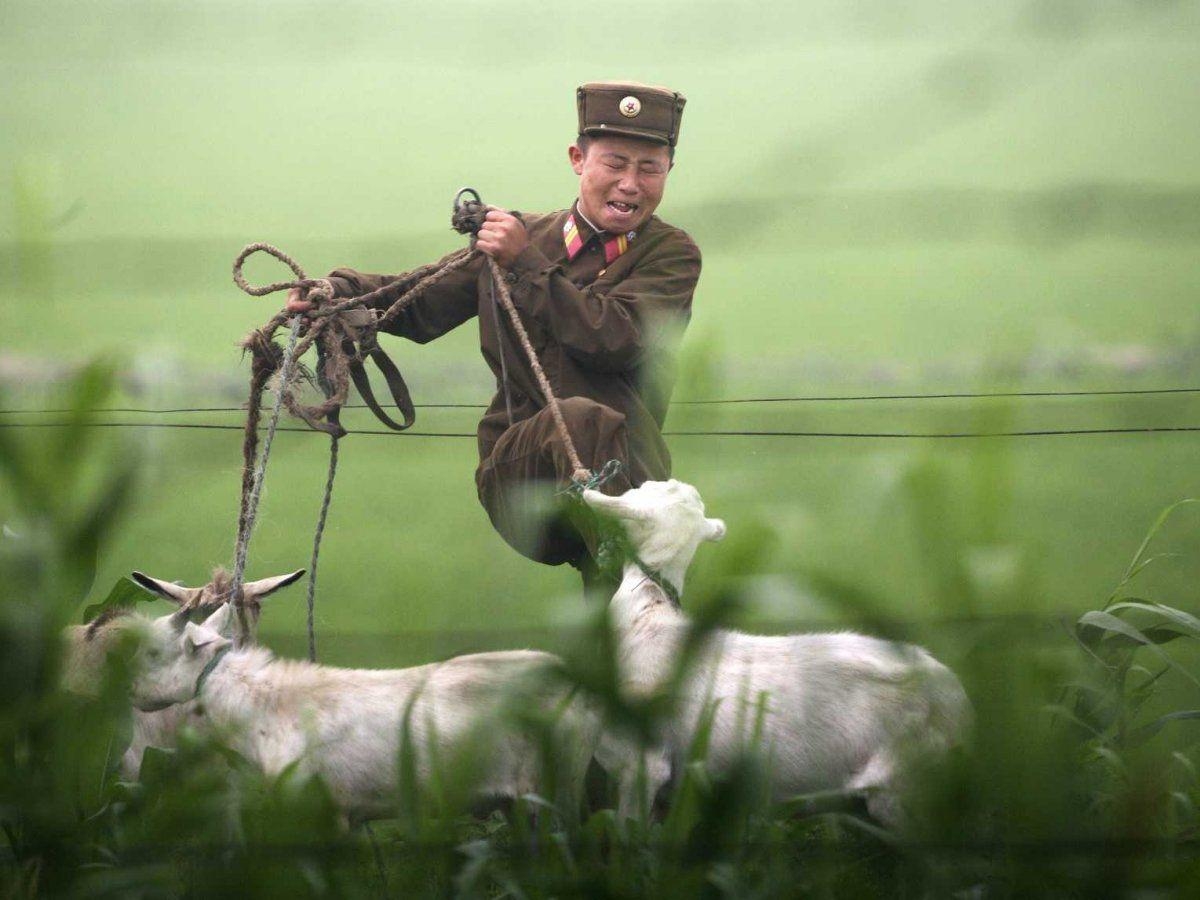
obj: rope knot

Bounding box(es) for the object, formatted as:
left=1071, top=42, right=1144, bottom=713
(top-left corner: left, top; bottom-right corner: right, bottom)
left=562, top=459, right=625, bottom=495
left=304, top=278, right=335, bottom=308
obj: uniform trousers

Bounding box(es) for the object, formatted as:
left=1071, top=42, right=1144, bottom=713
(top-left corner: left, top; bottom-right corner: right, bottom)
left=475, top=396, right=634, bottom=591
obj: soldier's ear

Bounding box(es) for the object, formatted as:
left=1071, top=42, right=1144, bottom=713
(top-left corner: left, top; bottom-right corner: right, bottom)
left=568, top=144, right=586, bottom=175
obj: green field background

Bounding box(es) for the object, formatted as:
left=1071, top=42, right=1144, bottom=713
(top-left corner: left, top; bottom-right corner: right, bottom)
left=2, top=0, right=1199, bottom=666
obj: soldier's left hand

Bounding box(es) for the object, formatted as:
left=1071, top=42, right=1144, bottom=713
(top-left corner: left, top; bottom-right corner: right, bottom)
left=476, top=208, right=529, bottom=269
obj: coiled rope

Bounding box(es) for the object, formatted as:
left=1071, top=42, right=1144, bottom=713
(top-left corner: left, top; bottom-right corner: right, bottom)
left=231, top=241, right=472, bottom=660
left=229, top=187, right=612, bottom=658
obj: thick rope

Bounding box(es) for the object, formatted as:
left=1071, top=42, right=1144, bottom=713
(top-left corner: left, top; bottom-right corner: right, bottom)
left=231, top=315, right=302, bottom=597
left=234, top=247, right=476, bottom=433
left=375, top=252, right=474, bottom=331
left=231, top=248, right=343, bottom=655
left=236, top=326, right=278, bottom=550
left=228, top=188, right=610, bottom=652
left=449, top=188, right=594, bottom=485
left=306, top=435, right=338, bottom=662
left=233, top=242, right=335, bottom=305
left=231, top=240, right=477, bottom=660
left=235, top=189, right=600, bottom=488
left=483, top=255, right=589, bottom=483
left=237, top=242, right=592, bottom=484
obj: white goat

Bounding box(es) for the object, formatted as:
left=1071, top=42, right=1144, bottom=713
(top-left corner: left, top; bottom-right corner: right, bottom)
left=116, top=569, right=305, bottom=779
left=117, top=607, right=596, bottom=823
left=583, top=479, right=970, bottom=826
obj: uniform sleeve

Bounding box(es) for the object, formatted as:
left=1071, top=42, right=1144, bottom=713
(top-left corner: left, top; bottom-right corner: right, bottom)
left=503, top=229, right=700, bottom=373
left=326, top=248, right=483, bottom=344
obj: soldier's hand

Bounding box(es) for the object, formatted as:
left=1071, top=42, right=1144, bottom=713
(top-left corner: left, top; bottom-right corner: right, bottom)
left=285, top=286, right=313, bottom=314
left=476, top=208, right=529, bottom=269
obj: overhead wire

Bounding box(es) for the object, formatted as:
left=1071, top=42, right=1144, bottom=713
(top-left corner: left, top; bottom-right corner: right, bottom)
left=3, top=421, right=1199, bottom=440
left=2, top=384, right=1199, bottom=417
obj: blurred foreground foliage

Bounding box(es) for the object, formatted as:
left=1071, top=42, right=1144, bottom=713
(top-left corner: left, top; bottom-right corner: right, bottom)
left=2, top=364, right=1200, bottom=898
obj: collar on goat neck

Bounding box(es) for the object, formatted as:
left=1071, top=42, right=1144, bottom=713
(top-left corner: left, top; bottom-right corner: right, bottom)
left=193, top=644, right=233, bottom=700
left=625, top=552, right=682, bottom=607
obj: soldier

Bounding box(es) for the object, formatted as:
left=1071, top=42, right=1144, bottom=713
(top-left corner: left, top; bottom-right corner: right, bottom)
left=287, top=82, right=700, bottom=593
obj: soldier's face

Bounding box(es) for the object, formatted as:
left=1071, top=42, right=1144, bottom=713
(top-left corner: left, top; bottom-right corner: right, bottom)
left=569, top=136, right=672, bottom=234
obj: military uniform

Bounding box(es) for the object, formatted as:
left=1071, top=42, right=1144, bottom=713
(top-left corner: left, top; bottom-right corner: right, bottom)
left=323, top=83, right=699, bottom=571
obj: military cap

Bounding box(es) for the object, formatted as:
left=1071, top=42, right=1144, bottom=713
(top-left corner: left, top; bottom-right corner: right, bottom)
left=576, top=81, right=687, bottom=148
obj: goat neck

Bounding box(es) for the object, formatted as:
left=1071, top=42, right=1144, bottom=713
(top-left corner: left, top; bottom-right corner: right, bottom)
left=610, top=560, right=686, bottom=629
left=624, top=551, right=682, bottom=606
left=614, top=520, right=703, bottom=609
left=190, top=648, right=274, bottom=713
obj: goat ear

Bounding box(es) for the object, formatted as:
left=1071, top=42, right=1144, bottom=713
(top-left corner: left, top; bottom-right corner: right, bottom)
left=168, top=607, right=191, bottom=633
left=704, top=518, right=727, bottom=542
left=200, top=603, right=236, bottom=638
left=242, top=569, right=306, bottom=602
left=582, top=489, right=647, bottom=520
left=131, top=571, right=198, bottom=607
left=184, top=622, right=230, bottom=657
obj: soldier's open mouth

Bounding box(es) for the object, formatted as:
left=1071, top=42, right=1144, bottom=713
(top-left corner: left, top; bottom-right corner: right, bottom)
left=607, top=201, right=637, bottom=213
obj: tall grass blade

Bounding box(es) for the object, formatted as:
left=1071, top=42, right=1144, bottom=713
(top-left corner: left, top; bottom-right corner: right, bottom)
left=1130, top=711, right=1200, bottom=747
left=1109, top=499, right=1197, bottom=602
left=1077, top=611, right=1200, bottom=689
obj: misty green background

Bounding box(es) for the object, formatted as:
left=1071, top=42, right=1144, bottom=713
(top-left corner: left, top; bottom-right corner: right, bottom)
left=2, top=1, right=1199, bottom=665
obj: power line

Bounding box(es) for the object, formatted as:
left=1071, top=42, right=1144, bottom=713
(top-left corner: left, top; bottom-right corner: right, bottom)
left=1, top=385, right=1198, bottom=418
left=679, top=387, right=1200, bottom=404
left=0, top=404, right=485, bottom=415
left=0, top=422, right=476, bottom=438
left=666, top=426, right=1200, bottom=439
left=4, top=421, right=1199, bottom=440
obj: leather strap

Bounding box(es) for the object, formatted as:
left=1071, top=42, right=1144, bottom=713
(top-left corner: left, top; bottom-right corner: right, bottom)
left=346, top=337, right=416, bottom=431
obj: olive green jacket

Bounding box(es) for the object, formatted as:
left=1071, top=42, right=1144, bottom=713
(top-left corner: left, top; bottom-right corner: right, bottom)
left=326, top=205, right=701, bottom=483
